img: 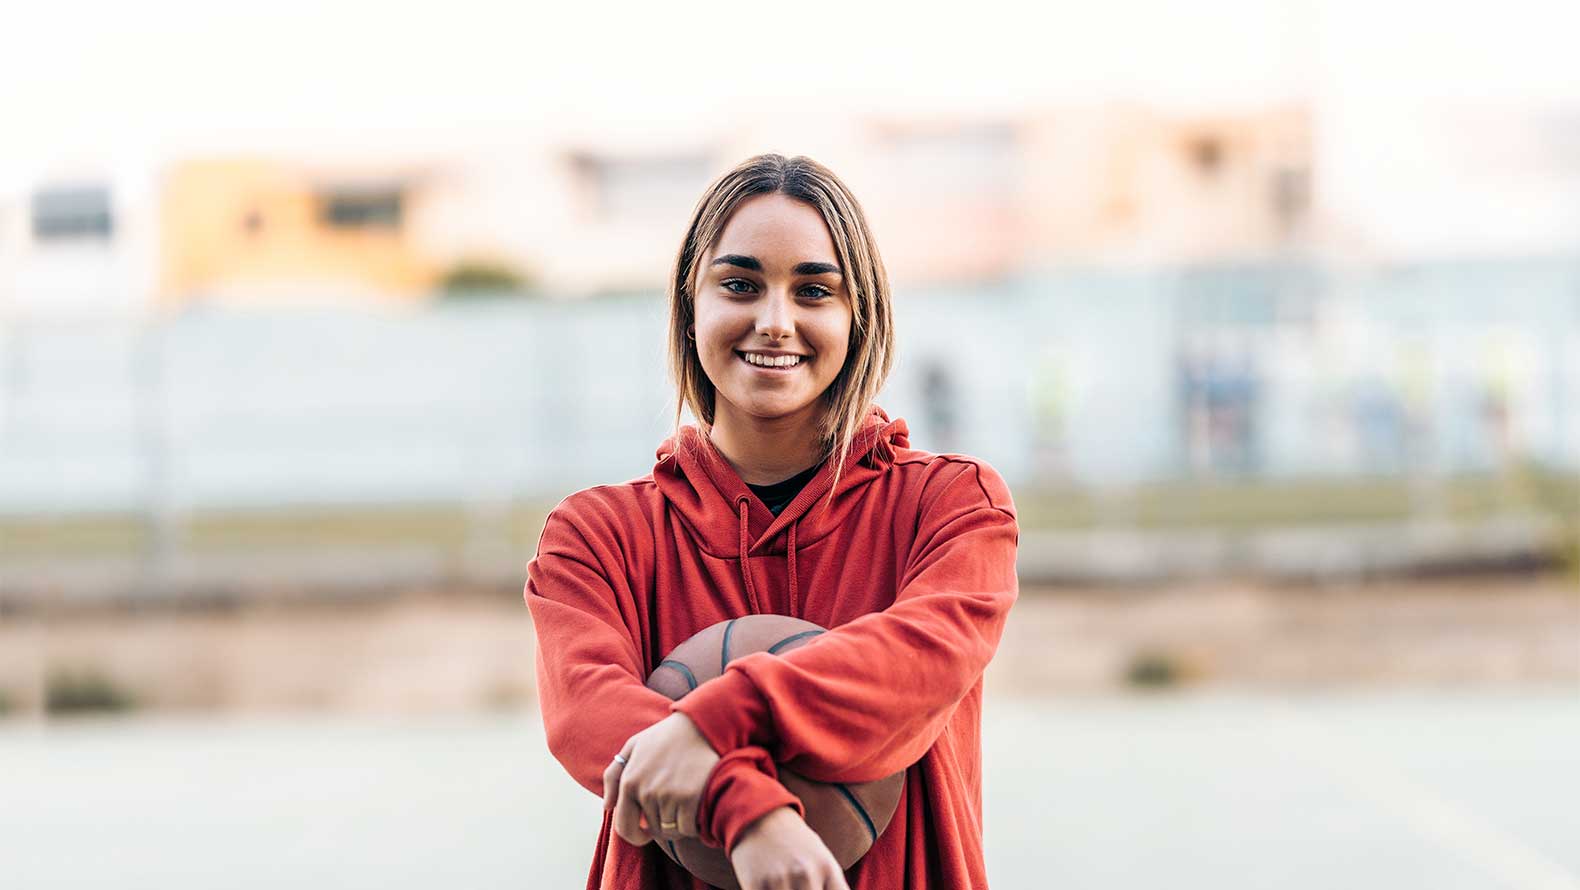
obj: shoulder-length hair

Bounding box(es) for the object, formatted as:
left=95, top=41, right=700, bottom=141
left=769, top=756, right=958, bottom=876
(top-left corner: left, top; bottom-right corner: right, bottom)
left=667, top=153, right=894, bottom=481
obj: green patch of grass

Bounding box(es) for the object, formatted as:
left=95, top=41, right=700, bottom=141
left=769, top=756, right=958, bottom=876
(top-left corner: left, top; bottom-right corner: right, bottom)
left=1124, top=649, right=1185, bottom=689
left=2, top=476, right=1573, bottom=567
left=0, top=501, right=559, bottom=560
left=1016, top=473, right=1579, bottom=531
left=183, top=502, right=557, bottom=554
left=438, top=259, right=533, bottom=296
left=45, top=666, right=137, bottom=715
left=185, top=504, right=475, bottom=550
left=1555, top=522, right=1580, bottom=585
left=0, top=513, right=147, bottom=558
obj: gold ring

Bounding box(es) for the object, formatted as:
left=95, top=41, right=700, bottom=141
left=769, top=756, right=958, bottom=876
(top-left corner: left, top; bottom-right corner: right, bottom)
left=660, top=819, right=678, bottom=830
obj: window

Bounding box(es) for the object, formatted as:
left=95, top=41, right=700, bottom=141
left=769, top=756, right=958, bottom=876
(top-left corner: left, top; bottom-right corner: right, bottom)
left=32, top=185, right=113, bottom=241
left=319, top=189, right=403, bottom=229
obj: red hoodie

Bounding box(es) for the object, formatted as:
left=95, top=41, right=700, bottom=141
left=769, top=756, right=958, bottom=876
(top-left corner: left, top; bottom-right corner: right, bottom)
left=525, top=406, right=1019, bottom=889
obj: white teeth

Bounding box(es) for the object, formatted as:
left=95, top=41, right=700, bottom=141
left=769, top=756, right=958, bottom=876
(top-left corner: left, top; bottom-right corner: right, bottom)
left=743, top=353, right=801, bottom=368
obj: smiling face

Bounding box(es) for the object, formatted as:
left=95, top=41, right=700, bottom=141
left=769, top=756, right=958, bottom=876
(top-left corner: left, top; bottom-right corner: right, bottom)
left=692, top=192, right=853, bottom=435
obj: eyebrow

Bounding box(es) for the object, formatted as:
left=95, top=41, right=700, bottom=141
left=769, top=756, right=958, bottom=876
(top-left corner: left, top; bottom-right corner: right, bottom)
left=709, top=254, right=842, bottom=277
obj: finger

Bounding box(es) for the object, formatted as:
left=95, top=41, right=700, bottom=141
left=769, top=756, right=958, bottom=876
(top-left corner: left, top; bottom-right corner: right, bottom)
left=828, top=864, right=852, bottom=890
left=651, top=800, right=676, bottom=840
left=601, top=758, right=622, bottom=811
left=642, top=795, right=666, bottom=842
left=613, top=771, right=651, bottom=846
left=675, top=796, right=700, bottom=839
left=602, top=738, right=636, bottom=811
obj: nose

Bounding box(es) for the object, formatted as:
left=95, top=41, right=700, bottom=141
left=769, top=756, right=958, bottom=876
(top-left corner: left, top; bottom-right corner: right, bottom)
left=755, top=291, right=794, bottom=341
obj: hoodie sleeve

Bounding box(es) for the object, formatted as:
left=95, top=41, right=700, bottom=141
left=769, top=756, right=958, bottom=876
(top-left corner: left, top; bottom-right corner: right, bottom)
left=671, top=459, right=1019, bottom=785
left=526, top=500, right=802, bottom=851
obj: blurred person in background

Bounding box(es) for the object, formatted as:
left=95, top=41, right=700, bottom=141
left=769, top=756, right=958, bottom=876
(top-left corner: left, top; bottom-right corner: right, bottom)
left=525, top=154, right=1020, bottom=889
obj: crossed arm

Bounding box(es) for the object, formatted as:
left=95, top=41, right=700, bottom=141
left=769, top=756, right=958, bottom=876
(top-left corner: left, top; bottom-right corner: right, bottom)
left=525, top=462, right=1019, bottom=884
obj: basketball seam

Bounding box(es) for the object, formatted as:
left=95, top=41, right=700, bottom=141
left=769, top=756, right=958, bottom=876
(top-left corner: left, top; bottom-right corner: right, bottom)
left=656, top=659, right=698, bottom=692
left=767, top=629, right=825, bottom=654
left=832, top=782, right=878, bottom=844
left=720, top=618, right=738, bottom=674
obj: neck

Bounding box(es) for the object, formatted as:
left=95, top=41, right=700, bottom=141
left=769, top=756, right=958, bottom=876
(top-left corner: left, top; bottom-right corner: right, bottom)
left=708, top=402, right=825, bottom=486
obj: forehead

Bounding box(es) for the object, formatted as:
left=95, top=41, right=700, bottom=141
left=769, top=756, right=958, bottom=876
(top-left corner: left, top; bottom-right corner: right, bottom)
left=708, top=193, right=838, bottom=265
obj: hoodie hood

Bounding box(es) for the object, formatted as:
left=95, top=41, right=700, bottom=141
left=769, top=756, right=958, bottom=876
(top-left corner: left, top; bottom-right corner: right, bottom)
left=653, top=405, right=910, bottom=615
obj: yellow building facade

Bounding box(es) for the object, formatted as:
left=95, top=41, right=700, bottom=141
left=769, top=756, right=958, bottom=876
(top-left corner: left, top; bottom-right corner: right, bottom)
left=159, top=159, right=440, bottom=307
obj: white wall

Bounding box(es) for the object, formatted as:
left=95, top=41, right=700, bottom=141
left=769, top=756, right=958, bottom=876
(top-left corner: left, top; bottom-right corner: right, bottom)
left=0, top=163, right=161, bottom=319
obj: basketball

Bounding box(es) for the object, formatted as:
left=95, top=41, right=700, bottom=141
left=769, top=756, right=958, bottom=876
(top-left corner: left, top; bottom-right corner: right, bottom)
left=645, top=615, right=906, bottom=890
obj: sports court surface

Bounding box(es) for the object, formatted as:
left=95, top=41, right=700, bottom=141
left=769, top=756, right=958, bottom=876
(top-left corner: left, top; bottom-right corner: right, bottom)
left=6, top=689, right=1576, bottom=888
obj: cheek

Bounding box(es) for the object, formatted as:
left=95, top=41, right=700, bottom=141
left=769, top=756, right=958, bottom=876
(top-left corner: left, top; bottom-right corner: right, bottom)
left=691, top=304, right=734, bottom=360
left=693, top=318, right=751, bottom=389
left=695, top=336, right=730, bottom=382
left=815, top=317, right=854, bottom=376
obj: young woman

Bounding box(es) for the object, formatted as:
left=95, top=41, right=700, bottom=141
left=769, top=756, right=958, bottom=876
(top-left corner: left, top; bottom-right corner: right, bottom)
left=525, top=154, right=1019, bottom=890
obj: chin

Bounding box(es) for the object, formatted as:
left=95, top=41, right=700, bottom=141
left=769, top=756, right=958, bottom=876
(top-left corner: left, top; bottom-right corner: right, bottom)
left=746, top=400, right=812, bottom=420
left=723, top=392, right=820, bottom=423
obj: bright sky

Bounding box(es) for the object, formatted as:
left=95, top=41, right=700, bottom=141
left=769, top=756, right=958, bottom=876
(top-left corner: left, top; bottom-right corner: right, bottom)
left=4, top=0, right=1579, bottom=253
left=8, top=0, right=1308, bottom=165
left=4, top=0, right=1576, bottom=160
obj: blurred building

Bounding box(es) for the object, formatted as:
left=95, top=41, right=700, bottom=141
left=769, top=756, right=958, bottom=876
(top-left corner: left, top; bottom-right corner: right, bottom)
left=0, top=167, right=161, bottom=317
left=158, top=159, right=445, bottom=307
left=5, top=103, right=1580, bottom=317
left=1021, top=105, right=1313, bottom=266
left=1315, top=104, right=1580, bottom=259
left=430, top=105, right=1315, bottom=296
left=1, top=105, right=1321, bottom=316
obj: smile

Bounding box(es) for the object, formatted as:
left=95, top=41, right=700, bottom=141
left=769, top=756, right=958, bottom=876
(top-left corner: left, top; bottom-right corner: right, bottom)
left=737, top=351, right=805, bottom=371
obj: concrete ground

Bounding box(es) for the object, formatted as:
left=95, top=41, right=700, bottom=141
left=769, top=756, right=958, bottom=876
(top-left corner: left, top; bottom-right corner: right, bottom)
left=2, top=574, right=1576, bottom=888
left=3, top=689, right=1577, bottom=889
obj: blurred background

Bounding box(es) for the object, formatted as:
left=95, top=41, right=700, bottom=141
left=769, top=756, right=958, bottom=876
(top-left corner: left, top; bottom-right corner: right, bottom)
left=2, top=1, right=1577, bottom=887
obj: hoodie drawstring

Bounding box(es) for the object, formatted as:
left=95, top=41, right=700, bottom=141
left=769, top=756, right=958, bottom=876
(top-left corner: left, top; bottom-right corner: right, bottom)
left=737, top=498, right=763, bottom=614
left=737, top=496, right=801, bottom=617
left=787, top=520, right=799, bottom=615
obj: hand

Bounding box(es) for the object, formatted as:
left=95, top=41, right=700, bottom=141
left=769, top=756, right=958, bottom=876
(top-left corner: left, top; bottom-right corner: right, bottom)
left=603, top=713, right=719, bottom=847
left=729, top=806, right=850, bottom=890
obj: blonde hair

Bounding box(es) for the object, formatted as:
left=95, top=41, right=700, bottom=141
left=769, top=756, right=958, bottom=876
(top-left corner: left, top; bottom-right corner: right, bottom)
left=667, top=153, right=895, bottom=488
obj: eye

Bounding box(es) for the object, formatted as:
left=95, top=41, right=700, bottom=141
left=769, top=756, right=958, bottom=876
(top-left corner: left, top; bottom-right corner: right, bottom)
left=721, top=278, right=756, bottom=294
left=799, top=284, right=835, bottom=299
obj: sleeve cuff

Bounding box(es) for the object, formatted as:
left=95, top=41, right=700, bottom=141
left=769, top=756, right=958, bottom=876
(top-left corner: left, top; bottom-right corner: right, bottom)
left=670, top=664, right=772, bottom=755
left=696, top=746, right=804, bottom=855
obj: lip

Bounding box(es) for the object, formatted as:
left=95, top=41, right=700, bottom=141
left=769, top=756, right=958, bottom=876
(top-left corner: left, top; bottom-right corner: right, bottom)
left=736, top=350, right=808, bottom=372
